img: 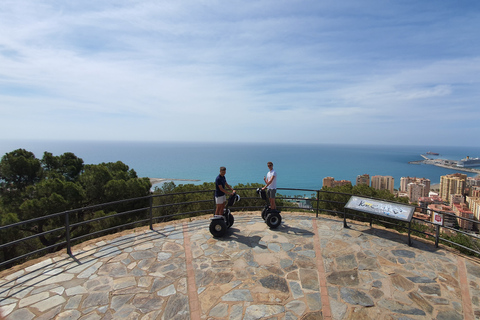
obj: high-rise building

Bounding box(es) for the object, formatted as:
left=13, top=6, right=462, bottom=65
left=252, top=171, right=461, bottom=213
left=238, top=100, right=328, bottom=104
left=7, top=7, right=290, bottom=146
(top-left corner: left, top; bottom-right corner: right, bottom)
left=466, top=196, right=480, bottom=221
left=452, top=203, right=474, bottom=230
left=356, top=174, right=370, bottom=186
left=371, top=175, right=394, bottom=194
left=400, top=177, right=430, bottom=194
left=467, top=176, right=480, bottom=187
left=323, top=177, right=335, bottom=188
left=440, top=173, right=467, bottom=202
left=323, top=177, right=351, bottom=188
left=407, top=183, right=428, bottom=203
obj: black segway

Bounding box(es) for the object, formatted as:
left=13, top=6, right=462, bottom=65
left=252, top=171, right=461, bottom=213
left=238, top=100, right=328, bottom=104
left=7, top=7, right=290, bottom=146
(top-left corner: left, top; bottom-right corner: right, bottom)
left=209, top=192, right=240, bottom=237
left=256, top=188, right=282, bottom=228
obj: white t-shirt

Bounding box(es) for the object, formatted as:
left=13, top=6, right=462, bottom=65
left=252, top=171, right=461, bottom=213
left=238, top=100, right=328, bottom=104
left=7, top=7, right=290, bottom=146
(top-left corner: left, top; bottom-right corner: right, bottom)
left=266, top=169, right=277, bottom=189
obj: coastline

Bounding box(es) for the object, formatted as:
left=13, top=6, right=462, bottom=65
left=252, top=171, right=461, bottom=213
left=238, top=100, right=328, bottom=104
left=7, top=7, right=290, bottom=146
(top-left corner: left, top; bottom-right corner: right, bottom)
left=149, top=178, right=201, bottom=185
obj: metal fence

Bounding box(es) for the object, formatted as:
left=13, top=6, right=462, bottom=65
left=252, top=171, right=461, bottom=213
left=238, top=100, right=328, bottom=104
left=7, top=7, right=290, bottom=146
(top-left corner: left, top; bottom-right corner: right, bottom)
left=1, top=187, right=479, bottom=270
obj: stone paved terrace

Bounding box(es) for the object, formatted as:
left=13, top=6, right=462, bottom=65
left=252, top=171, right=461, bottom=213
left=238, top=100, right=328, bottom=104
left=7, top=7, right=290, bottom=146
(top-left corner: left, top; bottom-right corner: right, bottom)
left=0, top=213, right=479, bottom=320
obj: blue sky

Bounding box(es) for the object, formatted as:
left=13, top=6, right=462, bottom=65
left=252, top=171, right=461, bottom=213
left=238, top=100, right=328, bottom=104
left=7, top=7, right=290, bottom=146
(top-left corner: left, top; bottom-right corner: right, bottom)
left=1, top=1, right=479, bottom=146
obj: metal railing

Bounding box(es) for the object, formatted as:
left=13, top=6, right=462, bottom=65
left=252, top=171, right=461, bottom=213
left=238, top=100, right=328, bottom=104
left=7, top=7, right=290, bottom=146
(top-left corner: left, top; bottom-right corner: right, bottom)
left=1, top=187, right=479, bottom=270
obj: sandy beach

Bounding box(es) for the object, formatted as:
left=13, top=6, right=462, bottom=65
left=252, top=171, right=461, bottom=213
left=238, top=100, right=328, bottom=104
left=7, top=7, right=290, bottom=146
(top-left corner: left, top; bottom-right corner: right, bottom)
left=149, top=178, right=201, bottom=185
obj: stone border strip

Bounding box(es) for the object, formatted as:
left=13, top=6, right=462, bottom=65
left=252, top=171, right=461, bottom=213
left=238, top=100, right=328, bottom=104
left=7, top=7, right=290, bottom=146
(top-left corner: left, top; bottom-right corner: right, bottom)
left=312, top=218, right=332, bottom=320
left=457, top=256, right=474, bottom=320
left=183, top=222, right=201, bottom=320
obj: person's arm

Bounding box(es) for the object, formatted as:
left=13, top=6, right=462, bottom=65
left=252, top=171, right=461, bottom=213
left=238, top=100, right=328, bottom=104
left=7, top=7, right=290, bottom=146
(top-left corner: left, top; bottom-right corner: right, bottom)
left=226, top=182, right=235, bottom=194
left=263, top=175, right=275, bottom=189
left=219, top=183, right=235, bottom=195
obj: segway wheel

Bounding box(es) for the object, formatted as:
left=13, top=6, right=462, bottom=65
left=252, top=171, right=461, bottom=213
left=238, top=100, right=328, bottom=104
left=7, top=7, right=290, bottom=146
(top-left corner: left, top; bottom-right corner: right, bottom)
left=266, top=212, right=282, bottom=229
left=210, top=219, right=227, bottom=237
left=227, top=213, right=234, bottom=228
left=261, top=208, right=268, bottom=220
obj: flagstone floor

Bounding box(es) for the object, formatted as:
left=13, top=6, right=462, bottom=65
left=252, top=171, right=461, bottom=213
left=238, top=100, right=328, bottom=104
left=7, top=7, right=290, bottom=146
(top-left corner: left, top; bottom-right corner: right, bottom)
left=1, top=213, right=479, bottom=320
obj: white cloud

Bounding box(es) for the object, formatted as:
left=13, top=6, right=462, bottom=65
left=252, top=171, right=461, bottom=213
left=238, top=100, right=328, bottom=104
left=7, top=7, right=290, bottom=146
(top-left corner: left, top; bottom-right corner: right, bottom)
left=1, top=0, right=479, bottom=145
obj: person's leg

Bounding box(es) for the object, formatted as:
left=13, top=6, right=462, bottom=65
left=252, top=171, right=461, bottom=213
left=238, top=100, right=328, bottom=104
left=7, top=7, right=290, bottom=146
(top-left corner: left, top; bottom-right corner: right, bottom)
left=217, top=203, right=226, bottom=215
left=269, top=197, right=276, bottom=210
left=268, top=189, right=276, bottom=210
left=215, top=195, right=226, bottom=215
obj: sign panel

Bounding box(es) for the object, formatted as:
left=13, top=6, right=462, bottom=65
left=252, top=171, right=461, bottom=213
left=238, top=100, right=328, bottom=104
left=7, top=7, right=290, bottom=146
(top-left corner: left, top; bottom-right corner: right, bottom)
left=345, top=196, right=415, bottom=222
left=432, top=211, right=444, bottom=226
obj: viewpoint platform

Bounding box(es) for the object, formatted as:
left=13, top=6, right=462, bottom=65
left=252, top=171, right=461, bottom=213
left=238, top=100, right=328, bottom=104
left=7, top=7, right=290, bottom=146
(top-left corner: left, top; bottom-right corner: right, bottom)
left=0, top=213, right=479, bottom=319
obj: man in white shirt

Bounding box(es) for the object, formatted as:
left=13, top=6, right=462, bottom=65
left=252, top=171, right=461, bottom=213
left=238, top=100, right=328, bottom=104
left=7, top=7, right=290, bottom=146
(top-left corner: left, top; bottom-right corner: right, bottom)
left=262, top=161, right=277, bottom=210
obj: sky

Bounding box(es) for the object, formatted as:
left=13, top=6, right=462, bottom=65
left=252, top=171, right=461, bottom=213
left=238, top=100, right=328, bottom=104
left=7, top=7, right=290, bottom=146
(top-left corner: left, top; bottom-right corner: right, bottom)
left=1, top=0, right=480, bottom=146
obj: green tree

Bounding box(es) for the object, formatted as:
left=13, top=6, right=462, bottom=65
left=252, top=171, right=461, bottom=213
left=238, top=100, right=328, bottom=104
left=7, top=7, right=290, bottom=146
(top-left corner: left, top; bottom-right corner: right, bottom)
left=0, top=149, right=43, bottom=209
left=42, top=152, right=84, bottom=182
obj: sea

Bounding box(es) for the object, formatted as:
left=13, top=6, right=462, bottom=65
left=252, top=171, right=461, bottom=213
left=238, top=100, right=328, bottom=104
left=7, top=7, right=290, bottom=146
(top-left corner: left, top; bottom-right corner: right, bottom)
left=1, top=140, right=480, bottom=196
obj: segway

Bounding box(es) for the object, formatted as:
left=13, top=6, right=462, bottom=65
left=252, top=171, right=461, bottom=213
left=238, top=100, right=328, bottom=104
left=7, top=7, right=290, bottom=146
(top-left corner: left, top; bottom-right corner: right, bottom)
left=256, top=188, right=282, bottom=228
left=209, top=192, right=240, bottom=237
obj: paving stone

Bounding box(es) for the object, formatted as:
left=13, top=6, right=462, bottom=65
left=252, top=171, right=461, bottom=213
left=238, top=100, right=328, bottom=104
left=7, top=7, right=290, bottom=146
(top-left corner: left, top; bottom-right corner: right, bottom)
left=244, top=304, right=285, bottom=320
left=0, top=303, right=16, bottom=317
left=209, top=302, right=228, bottom=317
left=157, top=284, right=176, bottom=297
left=132, top=294, right=165, bottom=313
left=436, top=310, right=463, bottom=320
left=408, top=291, right=433, bottom=314
left=377, top=299, right=426, bottom=316
left=301, top=311, right=323, bottom=320
left=31, top=295, right=66, bottom=312
left=326, top=270, right=359, bottom=286
left=5, top=308, right=36, bottom=320
left=18, top=292, right=50, bottom=308
left=222, top=289, right=253, bottom=302
left=406, top=276, right=436, bottom=283
left=64, top=295, right=82, bottom=310
left=82, top=292, right=109, bottom=309
left=299, top=269, right=319, bottom=291
left=285, top=300, right=306, bottom=316
left=418, top=284, right=441, bottom=295
left=340, top=287, right=374, bottom=307
left=391, top=249, right=416, bottom=259
left=259, top=275, right=289, bottom=293
left=162, top=293, right=188, bottom=320
left=289, top=281, right=304, bottom=299
left=391, top=274, right=414, bottom=292
left=24, top=259, right=53, bottom=273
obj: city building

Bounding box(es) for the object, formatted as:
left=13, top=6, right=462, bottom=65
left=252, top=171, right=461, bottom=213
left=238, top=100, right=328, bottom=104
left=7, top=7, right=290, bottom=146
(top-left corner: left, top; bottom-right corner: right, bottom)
left=407, top=182, right=428, bottom=203
left=371, top=175, right=394, bottom=194
left=428, top=203, right=456, bottom=228
left=440, top=173, right=467, bottom=203
left=356, top=174, right=370, bottom=186
left=323, top=177, right=352, bottom=188
left=470, top=186, right=480, bottom=198
left=449, top=193, right=464, bottom=205
left=467, top=176, right=480, bottom=187
left=452, top=203, right=474, bottom=230
left=466, top=196, right=480, bottom=221
left=418, top=196, right=443, bottom=214
left=323, top=177, right=335, bottom=188
left=400, top=177, right=431, bottom=194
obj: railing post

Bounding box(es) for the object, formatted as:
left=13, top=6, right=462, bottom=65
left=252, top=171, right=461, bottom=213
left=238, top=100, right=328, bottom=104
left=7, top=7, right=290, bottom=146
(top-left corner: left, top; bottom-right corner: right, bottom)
left=408, top=221, right=412, bottom=247
left=213, top=191, right=216, bottom=213
left=435, top=224, right=440, bottom=248
left=149, top=196, right=153, bottom=230
left=316, top=190, right=320, bottom=218
left=65, top=211, right=72, bottom=256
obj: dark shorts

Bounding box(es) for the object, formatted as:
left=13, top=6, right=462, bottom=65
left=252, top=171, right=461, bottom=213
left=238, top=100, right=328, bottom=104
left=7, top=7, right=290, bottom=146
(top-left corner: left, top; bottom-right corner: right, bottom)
left=267, top=189, right=276, bottom=198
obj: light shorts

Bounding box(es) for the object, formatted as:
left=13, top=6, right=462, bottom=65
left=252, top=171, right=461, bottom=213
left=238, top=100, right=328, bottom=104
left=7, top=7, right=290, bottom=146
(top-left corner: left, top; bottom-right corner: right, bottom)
left=215, top=195, right=226, bottom=204
left=267, top=189, right=276, bottom=198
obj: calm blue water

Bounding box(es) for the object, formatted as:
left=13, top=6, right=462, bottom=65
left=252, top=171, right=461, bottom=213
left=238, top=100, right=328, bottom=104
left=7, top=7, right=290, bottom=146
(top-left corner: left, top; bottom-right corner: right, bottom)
left=1, top=140, right=479, bottom=194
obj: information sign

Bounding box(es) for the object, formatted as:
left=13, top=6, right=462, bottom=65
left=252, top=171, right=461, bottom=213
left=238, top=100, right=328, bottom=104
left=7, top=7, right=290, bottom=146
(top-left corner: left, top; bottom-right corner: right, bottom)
left=345, top=196, right=415, bottom=222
